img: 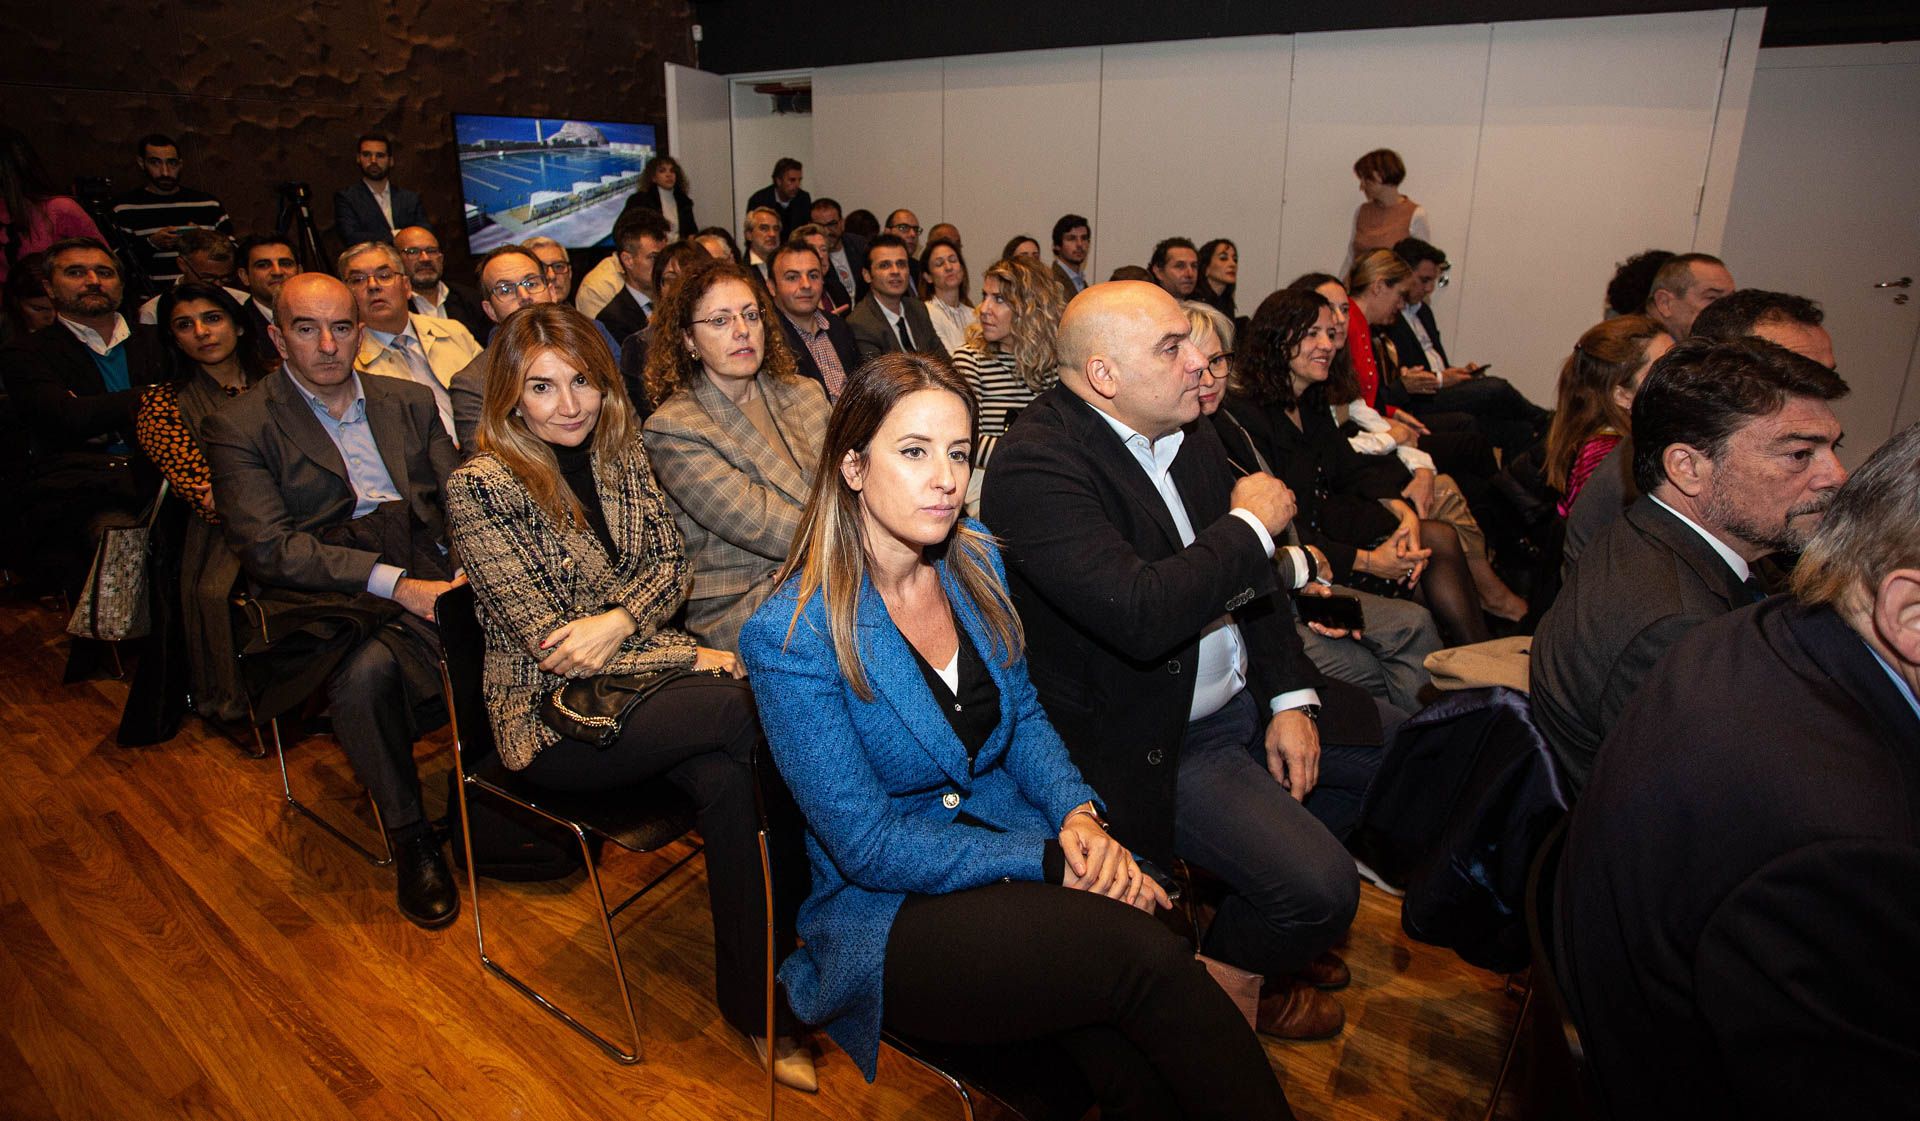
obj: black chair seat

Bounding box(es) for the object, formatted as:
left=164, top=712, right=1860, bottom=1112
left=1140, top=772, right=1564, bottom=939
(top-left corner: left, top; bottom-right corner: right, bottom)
left=467, top=754, right=697, bottom=854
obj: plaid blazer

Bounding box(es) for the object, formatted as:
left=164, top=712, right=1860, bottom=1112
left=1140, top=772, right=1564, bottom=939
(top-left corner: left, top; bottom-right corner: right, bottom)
left=642, top=370, right=829, bottom=653
left=443, top=435, right=697, bottom=770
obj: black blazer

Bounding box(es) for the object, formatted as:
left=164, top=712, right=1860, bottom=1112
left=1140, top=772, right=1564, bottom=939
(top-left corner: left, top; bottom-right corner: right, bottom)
left=626, top=186, right=698, bottom=238
left=745, top=184, right=812, bottom=239
left=2, top=319, right=167, bottom=470
left=332, top=181, right=429, bottom=247
left=1383, top=303, right=1448, bottom=373
left=242, top=300, right=282, bottom=370
left=594, top=287, right=650, bottom=347
left=1220, top=390, right=1406, bottom=583
left=981, top=385, right=1325, bottom=864
left=426, top=282, right=491, bottom=346
left=774, top=309, right=861, bottom=397
left=1530, top=496, right=1753, bottom=798
left=1557, top=597, right=1920, bottom=1121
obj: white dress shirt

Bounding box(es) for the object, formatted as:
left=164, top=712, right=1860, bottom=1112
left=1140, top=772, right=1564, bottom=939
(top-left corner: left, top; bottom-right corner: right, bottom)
left=60, top=314, right=132, bottom=356
left=1092, top=408, right=1319, bottom=721
left=1649, top=494, right=1751, bottom=583
left=1400, top=303, right=1446, bottom=371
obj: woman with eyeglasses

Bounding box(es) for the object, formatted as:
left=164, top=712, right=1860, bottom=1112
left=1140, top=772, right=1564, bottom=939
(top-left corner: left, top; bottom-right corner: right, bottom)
left=443, top=303, right=813, bottom=1089
left=947, top=255, right=1066, bottom=513
left=641, top=257, right=829, bottom=654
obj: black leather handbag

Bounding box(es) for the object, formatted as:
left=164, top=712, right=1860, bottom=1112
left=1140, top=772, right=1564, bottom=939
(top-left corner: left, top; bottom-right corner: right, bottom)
left=540, top=667, right=699, bottom=748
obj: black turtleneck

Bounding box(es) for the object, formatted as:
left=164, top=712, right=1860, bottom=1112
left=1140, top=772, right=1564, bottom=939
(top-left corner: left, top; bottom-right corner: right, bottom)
left=547, top=435, right=617, bottom=559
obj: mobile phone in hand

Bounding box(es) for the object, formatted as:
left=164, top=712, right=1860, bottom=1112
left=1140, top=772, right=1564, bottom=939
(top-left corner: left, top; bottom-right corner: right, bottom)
left=1295, top=592, right=1365, bottom=632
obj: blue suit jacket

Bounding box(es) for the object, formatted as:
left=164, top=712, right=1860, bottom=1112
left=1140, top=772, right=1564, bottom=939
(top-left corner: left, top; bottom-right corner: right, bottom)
left=738, top=525, right=1100, bottom=1079
left=332, top=181, right=430, bottom=246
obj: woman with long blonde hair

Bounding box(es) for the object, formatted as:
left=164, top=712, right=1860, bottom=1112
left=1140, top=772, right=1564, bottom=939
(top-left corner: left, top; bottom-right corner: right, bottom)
left=948, top=254, right=1066, bottom=510
left=443, top=302, right=815, bottom=1090
left=738, top=351, right=1289, bottom=1117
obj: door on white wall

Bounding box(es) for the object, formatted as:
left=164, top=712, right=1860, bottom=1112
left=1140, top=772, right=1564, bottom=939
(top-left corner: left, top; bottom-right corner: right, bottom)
left=667, top=63, right=735, bottom=234
left=1721, top=43, right=1920, bottom=462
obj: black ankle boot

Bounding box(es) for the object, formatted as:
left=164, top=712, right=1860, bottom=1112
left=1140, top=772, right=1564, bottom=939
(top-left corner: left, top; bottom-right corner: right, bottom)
left=395, top=830, right=460, bottom=929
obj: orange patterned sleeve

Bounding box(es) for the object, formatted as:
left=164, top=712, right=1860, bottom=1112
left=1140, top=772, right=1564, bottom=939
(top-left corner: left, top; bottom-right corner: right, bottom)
left=134, top=383, right=219, bottom=523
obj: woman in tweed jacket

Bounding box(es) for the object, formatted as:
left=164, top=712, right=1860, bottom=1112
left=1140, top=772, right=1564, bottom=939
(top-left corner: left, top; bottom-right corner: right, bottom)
left=443, top=304, right=814, bottom=1089
left=641, top=256, right=830, bottom=655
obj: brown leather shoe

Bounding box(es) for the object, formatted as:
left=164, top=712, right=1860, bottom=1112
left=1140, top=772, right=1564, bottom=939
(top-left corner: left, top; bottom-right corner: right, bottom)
left=1298, top=951, right=1351, bottom=991
left=1255, top=980, right=1346, bottom=1040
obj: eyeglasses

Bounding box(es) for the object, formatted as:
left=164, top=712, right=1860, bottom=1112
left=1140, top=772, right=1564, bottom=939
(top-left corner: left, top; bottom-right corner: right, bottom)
left=344, top=267, right=400, bottom=286
left=398, top=246, right=444, bottom=258
left=690, top=308, right=763, bottom=332
left=1206, top=352, right=1232, bottom=377
left=488, top=275, right=548, bottom=298
left=541, top=260, right=573, bottom=276
left=890, top=223, right=922, bottom=235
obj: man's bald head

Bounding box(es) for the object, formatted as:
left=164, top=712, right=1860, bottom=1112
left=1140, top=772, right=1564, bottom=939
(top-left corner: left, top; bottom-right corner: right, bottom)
left=272, top=273, right=362, bottom=392
left=1056, top=280, right=1205, bottom=440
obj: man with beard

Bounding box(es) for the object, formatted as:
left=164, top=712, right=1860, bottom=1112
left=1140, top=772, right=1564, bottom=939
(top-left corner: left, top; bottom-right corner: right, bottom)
left=1530, top=335, right=1849, bottom=798
left=1, top=237, right=167, bottom=614
left=395, top=226, right=489, bottom=343
left=109, top=133, right=233, bottom=287
left=333, top=133, right=429, bottom=247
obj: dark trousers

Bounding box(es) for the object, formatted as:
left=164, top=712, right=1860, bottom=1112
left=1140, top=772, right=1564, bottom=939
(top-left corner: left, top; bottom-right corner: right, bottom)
left=326, top=612, right=446, bottom=834
left=1424, top=375, right=1548, bottom=459
left=1174, top=691, right=1368, bottom=979
left=521, top=674, right=772, bottom=1036
left=883, top=881, right=1293, bottom=1120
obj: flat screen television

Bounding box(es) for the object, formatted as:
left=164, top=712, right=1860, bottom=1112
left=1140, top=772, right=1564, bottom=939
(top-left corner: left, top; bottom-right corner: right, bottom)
left=453, top=114, right=658, bottom=252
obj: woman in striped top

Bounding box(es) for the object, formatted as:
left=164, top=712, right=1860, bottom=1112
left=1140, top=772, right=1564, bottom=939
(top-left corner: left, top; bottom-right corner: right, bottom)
left=1544, top=314, right=1673, bottom=516
left=948, top=254, right=1066, bottom=513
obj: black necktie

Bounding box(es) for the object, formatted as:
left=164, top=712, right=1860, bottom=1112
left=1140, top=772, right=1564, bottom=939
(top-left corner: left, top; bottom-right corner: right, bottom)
left=1742, top=574, right=1767, bottom=603
left=895, top=317, right=914, bottom=351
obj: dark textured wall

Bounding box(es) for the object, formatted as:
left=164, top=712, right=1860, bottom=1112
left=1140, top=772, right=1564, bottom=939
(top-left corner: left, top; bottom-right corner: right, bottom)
left=3, top=0, right=696, bottom=279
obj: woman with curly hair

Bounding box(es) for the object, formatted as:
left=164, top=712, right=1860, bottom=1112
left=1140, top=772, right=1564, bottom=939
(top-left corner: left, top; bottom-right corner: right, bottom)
left=1543, top=314, right=1672, bottom=515
left=948, top=254, right=1066, bottom=511
left=628, top=154, right=698, bottom=238
left=1226, top=288, right=1493, bottom=645
left=640, top=256, right=830, bottom=653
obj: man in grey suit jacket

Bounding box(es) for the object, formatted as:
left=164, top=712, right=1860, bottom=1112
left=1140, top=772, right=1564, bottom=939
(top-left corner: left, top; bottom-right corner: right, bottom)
left=333, top=132, right=430, bottom=247
left=201, top=274, right=465, bottom=929
left=1530, top=336, right=1848, bottom=798
left=844, top=234, right=947, bottom=363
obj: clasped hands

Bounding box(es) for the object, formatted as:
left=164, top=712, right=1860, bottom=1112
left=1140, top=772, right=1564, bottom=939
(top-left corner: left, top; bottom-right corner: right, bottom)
left=1059, top=805, right=1170, bottom=913
left=535, top=605, right=742, bottom=679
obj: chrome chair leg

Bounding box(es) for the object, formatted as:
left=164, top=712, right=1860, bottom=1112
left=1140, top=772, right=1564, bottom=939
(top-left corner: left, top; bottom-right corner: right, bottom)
left=269, top=716, right=394, bottom=866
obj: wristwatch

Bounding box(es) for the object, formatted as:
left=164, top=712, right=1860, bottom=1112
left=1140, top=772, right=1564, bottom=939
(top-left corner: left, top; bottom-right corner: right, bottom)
left=1295, top=704, right=1322, bottom=723
left=1066, top=803, right=1110, bottom=831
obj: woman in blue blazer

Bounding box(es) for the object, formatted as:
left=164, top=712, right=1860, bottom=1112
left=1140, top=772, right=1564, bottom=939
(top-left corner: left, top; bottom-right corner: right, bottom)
left=738, top=352, right=1291, bottom=1118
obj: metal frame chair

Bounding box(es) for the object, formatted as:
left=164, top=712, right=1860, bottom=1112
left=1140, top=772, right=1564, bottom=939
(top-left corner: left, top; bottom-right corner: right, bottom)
left=235, top=593, right=392, bottom=865
left=434, top=584, right=776, bottom=1077
left=1481, top=816, right=1593, bottom=1121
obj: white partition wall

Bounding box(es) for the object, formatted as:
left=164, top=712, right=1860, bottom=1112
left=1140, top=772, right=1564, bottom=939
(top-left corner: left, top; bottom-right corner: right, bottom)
left=730, top=76, right=814, bottom=224
left=1097, top=37, right=1293, bottom=300
left=1278, top=25, right=1493, bottom=343
left=944, top=49, right=1103, bottom=272
left=742, top=9, right=1756, bottom=404
left=666, top=63, right=735, bottom=231
left=811, top=59, right=945, bottom=233
left=1451, top=10, right=1744, bottom=400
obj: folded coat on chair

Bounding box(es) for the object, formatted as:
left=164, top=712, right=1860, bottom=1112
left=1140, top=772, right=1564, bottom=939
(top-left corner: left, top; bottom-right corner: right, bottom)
left=1348, top=686, right=1568, bottom=972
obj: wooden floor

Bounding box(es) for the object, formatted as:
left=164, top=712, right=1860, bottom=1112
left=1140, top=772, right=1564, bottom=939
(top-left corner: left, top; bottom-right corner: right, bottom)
left=0, top=594, right=1525, bottom=1120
